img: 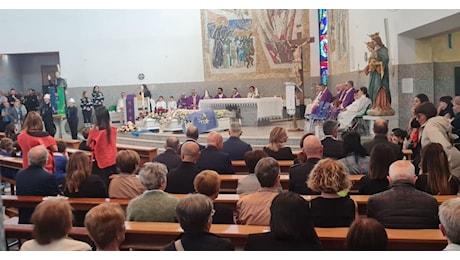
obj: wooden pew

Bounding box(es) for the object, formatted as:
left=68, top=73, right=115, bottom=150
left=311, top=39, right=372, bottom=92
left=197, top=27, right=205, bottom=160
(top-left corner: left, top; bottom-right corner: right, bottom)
left=115, top=144, right=157, bottom=165
left=66, top=148, right=91, bottom=157
left=4, top=221, right=447, bottom=250
left=0, top=155, right=23, bottom=170
left=1, top=176, right=16, bottom=195
left=55, top=138, right=81, bottom=149
left=219, top=174, right=363, bottom=193
left=4, top=194, right=456, bottom=219
left=2, top=195, right=130, bottom=211
left=232, top=160, right=294, bottom=173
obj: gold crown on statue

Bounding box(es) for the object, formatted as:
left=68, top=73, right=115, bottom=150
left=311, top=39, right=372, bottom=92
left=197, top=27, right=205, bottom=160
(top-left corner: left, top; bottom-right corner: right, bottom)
left=368, top=32, right=380, bottom=40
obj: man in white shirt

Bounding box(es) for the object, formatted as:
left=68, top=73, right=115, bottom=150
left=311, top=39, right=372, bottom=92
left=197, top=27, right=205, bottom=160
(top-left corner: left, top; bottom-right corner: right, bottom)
left=116, top=92, right=126, bottom=113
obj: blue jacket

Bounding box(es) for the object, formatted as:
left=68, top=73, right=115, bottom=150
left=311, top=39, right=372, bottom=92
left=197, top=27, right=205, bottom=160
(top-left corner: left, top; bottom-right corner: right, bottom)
left=222, top=136, right=252, bottom=161
left=16, top=165, right=60, bottom=224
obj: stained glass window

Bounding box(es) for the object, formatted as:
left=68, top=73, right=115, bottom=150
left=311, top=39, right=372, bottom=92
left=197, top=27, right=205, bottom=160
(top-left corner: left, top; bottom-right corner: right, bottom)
left=319, top=9, right=328, bottom=85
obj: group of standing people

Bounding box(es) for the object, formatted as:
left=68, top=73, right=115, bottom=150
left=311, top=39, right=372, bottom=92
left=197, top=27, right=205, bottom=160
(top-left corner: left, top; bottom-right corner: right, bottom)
left=80, top=85, right=104, bottom=128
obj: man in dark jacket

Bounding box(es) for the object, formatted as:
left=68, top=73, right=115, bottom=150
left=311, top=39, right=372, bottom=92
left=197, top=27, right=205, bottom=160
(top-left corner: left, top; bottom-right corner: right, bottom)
left=165, top=141, right=201, bottom=194
left=362, top=118, right=403, bottom=159
left=16, top=145, right=61, bottom=224
left=162, top=193, right=235, bottom=251
left=289, top=135, right=322, bottom=195
left=222, top=122, right=252, bottom=160
left=154, top=136, right=181, bottom=171
left=24, top=88, right=40, bottom=113
left=321, top=119, right=345, bottom=159
left=197, top=131, right=234, bottom=174
left=39, top=93, right=56, bottom=137
left=367, top=160, right=439, bottom=229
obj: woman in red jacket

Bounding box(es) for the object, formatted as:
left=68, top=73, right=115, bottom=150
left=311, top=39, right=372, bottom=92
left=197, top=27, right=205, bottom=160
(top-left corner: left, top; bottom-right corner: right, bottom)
left=17, top=111, right=57, bottom=173
left=87, top=106, right=117, bottom=188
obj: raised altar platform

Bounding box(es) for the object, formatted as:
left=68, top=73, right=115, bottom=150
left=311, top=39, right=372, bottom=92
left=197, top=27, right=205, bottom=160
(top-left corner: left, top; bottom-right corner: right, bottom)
left=198, top=97, right=283, bottom=126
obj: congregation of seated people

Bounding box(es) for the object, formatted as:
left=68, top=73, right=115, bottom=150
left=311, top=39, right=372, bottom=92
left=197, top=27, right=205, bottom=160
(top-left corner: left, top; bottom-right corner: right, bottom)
left=4, top=91, right=460, bottom=251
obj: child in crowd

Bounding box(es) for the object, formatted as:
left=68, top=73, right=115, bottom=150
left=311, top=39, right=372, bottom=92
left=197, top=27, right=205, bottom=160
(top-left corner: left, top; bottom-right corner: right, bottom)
left=79, top=127, right=92, bottom=151
left=54, top=141, right=68, bottom=186
left=0, top=137, right=19, bottom=179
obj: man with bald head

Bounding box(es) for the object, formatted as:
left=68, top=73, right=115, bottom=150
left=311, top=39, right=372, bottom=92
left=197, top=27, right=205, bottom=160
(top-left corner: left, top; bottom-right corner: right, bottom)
left=197, top=131, right=234, bottom=174
left=165, top=141, right=202, bottom=194
left=179, top=125, right=205, bottom=151
left=16, top=145, right=60, bottom=224
left=288, top=135, right=323, bottom=194
left=367, top=160, right=439, bottom=229
left=362, top=118, right=403, bottom=160
left=154, top=136, right=181, bottom=171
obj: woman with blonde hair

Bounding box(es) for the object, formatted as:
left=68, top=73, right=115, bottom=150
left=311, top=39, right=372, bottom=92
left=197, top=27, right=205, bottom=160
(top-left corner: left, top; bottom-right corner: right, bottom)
left=20, top=199, right=92, bottom=251
left=415, top=143, right=460, bottom=195
left=17, top=111, right=57, bottom=173
left=64, top=151, right=107, bottom=227
left=263, top=127, right=294, bottom=160
left=307, top=158, right=358, bottom=227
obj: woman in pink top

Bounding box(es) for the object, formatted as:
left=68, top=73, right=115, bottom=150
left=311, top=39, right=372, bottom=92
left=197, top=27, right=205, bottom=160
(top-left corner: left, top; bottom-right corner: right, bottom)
left=87, top=106, right=117, bottom=189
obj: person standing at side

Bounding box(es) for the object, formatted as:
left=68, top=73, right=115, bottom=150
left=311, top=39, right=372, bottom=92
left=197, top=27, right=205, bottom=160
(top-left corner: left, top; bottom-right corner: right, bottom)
left=39, top=94, right=56, bottom=137
left=80, top=91, right=93, bottom=127
left=66, top=98, right=79, bottom=140
left=87, top=107, right=118, bottom=189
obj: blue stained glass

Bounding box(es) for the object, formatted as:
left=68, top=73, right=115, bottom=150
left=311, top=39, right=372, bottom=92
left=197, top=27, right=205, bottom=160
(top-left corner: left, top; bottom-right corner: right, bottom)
left=321, top=68, right=328, bottom=85
left=318, top=9, right=328, bottom=85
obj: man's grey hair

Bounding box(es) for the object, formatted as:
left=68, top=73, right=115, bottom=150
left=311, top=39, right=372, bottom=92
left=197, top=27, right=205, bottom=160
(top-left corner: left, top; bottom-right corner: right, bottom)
left=255, top=157, right=280, bottom=188
left=323, top=120, right=338, bottom=135
left=28, top=145, right=48, bottom=167
left=176, top=193, right=214, bottom=233
left=139, top=162, right=168, bottom=190
left=388, top=160, right=415, bottom=181
left=439, top=197, right=460, bottom=244
left=230, top=122, right=242, bottom=133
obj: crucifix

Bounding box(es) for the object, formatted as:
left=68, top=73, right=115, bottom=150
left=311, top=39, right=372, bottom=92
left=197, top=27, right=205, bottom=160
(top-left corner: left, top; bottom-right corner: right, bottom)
left=286, top=29, right=315, bottom=132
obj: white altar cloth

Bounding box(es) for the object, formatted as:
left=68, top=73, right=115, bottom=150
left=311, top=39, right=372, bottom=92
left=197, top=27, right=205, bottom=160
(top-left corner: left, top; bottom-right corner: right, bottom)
left=198, top=97, right=283, bottom=120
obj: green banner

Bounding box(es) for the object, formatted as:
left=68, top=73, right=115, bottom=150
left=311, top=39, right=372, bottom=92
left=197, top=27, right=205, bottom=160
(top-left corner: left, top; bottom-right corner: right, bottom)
left=56, top=86, right=66, bottom=115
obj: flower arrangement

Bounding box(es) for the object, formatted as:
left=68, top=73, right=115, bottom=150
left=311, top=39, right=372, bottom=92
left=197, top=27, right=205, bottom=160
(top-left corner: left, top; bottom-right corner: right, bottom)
left=118, top=121, right=138, bottom=133
left=126, top=109, right=230, bottom=131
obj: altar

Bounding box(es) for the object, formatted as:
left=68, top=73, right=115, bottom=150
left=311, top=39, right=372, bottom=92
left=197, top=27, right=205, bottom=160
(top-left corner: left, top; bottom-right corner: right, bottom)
left=198, top=97, right=283, bottom=126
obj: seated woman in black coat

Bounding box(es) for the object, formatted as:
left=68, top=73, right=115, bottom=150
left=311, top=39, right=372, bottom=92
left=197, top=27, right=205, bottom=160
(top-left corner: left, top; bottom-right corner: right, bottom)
left=244, top=192, right=322, bottom=251
left=63, top=151, right=108, bottom=226
left=263, top=127, right=294, bottom=160
left=307, top=158, right=358, bottom=227
left=359, top=143, right=397, bottom=195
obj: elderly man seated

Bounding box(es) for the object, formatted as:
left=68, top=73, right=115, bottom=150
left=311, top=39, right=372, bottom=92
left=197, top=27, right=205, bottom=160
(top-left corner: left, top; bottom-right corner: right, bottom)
left=367, top=160, right=439, bottom=229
